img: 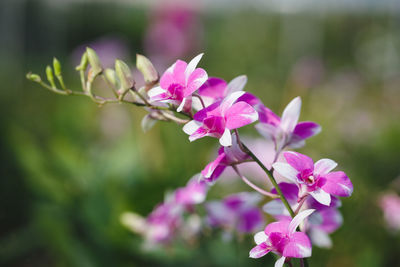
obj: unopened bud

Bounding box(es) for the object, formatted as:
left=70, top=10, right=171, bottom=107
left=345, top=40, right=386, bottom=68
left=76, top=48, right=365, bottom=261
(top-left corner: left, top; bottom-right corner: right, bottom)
left=115, top=59, right=134, bottom=91
left=104, top=68, right=120, bottom=89
left=136, top=54, right=158, bottom=83
left=76, top=52, right=89, bottom=71
left=26, top=73, right=41, bottom=82
left=86, top=47, right=102, bottom=75
left=46, top=65, right=56, bottom=87
left=53, top=57, right=62, bottom=77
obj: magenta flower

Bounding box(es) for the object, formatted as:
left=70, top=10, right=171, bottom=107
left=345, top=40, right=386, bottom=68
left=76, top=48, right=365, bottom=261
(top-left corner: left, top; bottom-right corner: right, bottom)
left=256, top=97, right=321, bottom=150
left=273, top=152, right=353, bottom=206
left=206, top=192, right=264, bottom=234
left=201, top=133, right=250, bottom=183
left=148, top=53, right=208, bottom=112
left=183, top=91, right=259, bottom=146
left=264, top=182, right=343, bottom=248
left=249, top=209, right=314, bottom=266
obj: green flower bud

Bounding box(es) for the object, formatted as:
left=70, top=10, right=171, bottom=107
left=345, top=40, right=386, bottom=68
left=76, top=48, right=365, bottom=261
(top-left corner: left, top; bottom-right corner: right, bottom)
left=26, top=73, right=41, bottom=82
left=104, top=68, right=120, bottom=89
left=115, top=59, right=134, bottom=91
left=46, top=65, right=56, bottom=88
left=136, top=54, right=158, bottom=83
left=76, top=52, right=89, bottom=71
left=53, top=57, right=62, bottom=77
left=86, top=47, right=102, bottom=75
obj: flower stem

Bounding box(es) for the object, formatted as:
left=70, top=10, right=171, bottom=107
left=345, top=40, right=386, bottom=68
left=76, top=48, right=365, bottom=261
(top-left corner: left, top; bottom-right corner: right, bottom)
left=232, top=165, right=278, bottom=198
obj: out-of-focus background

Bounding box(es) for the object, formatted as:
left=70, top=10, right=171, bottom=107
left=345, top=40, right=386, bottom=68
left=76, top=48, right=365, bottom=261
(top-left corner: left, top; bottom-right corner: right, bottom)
left=1, top=0, right=400, bottom=266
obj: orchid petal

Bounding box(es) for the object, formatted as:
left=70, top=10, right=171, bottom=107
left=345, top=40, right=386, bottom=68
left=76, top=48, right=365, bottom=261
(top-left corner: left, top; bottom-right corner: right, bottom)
left=322, top=171, right=353, bottom=197
left=310, top=189, right=331, bottom=206
left=281, top=96, right=301, bottom=133
left=274, top=256, right=286, bottom=267
left=219, top=128, right=232, bottom=146
left=225, top=102, right=259, bottom=130
left=272, top=162, right=298, bottom=182
left=293, top=121, right=321, bottom=139
left=283, top=232, right=312, bottom=258
left=226, top=75, right=247, bottom=94
left=256, top=123, right=278, bottom=141
left=177, top=97, right=187, bottom=112
left=249, top=243, right=271, bottom=259
left=185, top=68, right=208, bottom=97
left=141, top=114, right=157, bottom=133
left=264, top=220, right=290, bottom=236
left=263, top=200, right=287, bottom=216
left=254, top=231, right=268, bottom=245
left=309, top=228, right=332, bottom=248
left=183, top=120, right=202, bottom=135
left=220, top=91, right=246, bottom=114
left=201, top=152, right=226, bottom=178
left=184, top=53, right=204, bottom=83
left=148, top=86, right=167, bottom=101
left=288, top=209, right=315, bottom=234
left=283, top=151, right=314, bottom=172
left=314, top=159, right=337, bottom=175
left=189, top=127, right=208, bottom=142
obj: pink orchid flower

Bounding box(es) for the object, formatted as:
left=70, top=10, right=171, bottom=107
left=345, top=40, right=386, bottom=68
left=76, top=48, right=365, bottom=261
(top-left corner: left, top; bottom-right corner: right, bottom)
left=256, top=97, right=321, bottom=150
left=273, top=151, right=353, bottom=206
left=148, top=53, right=208, bottom=112
left=264, top=182, right=343, bottom=248
left=206, top=192, right=264, bottom=234
left=183, top=91, right=259, bottom=146
left=249, top=209, right=314, bottom=266
left=201, top=133, right=250, bottom=183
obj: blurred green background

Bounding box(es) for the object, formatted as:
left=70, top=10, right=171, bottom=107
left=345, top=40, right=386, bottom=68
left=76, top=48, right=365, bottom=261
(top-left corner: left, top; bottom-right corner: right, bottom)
left=1, top=0, right=400, bottom=266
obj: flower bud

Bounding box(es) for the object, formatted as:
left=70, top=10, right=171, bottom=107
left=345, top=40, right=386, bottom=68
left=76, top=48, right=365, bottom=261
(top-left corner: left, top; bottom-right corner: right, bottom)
left=115, top=59, right=134, bottom=91
left=104, top=68, right=120, bottom=89
left=136, top=54, right=158, bottom=83
left=53, top=57, right=62, bottom=77
left=86, top=47, right=102, bottom=76
left=76, top=52, right=88, bottom=71
left=46, top=65, right=56, bottom=87
left=26, top=73, right=41, bottom=82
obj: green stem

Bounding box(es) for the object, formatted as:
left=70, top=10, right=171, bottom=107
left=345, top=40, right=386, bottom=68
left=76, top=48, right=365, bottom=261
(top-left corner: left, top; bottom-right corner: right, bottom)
left=241, top=143, right=295, bottom=217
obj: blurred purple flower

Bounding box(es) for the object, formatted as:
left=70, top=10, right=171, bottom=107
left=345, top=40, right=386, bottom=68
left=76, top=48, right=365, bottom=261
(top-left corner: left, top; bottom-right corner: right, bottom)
left=379, top=193, right=400, bottom=232
left=144, top=3, right=203, bottom=68
left=206, top=192, right=264, bottom=234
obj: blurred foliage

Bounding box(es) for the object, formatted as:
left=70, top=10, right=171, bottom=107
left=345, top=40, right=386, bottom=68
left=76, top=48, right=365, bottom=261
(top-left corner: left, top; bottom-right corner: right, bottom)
left=1, top=0, right=400, bottom=266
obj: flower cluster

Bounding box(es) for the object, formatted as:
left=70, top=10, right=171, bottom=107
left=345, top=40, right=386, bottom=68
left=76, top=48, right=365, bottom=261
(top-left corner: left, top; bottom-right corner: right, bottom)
left=28, top=50, right=354, bottom=265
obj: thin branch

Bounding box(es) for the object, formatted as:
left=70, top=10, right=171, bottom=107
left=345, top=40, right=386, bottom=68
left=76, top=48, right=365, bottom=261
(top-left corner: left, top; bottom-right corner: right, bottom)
left=232, top=165, right=278, bottom=198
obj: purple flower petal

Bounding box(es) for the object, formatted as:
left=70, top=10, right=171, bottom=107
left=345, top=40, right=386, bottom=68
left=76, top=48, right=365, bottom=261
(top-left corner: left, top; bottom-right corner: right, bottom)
left=198, top=77, right=228, bottom=100
left=283, top=232, right=312, bottom=258
left=264, top=220, right=290, bottom=236
left=293, top=121, right=321, bottom=140
left=272, top=162, right=299, bottom=183
left=314, top=158, right=337, bottom=176
left=185, top=67, right=208, bottom=97
left=249, top=243, right=271, bottom=258
left=225, top=102, right=259, bottom=130
left=283, top=151, right=314, bottom=173
left=280, top=97, right=301, bottom=133
left=321, top=171, right=353, bottom=197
